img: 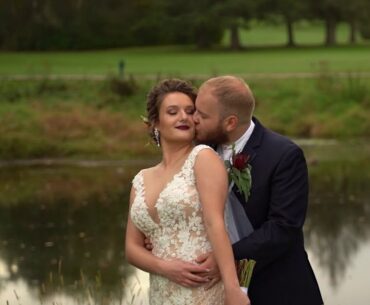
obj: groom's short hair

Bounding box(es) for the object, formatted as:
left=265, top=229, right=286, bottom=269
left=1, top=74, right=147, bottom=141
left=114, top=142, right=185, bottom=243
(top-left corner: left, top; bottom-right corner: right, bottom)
left=201, top=76, right=255, bottom=123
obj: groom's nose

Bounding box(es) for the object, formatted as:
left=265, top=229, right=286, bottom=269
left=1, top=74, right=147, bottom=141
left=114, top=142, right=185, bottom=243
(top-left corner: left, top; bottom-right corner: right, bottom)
left=193, top=111, right=199, bottom=124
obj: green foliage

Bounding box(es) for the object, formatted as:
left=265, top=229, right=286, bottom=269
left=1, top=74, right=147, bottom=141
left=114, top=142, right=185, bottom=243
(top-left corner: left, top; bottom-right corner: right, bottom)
left=0, top=78, right=77, bottom=103
left=107, top=76, right=139, bottom=98
left=358, top=2, right=370, bottom=39
left=0, top=78, right=150, bottom=159
left=0, top=0, right=368, bottom=50
left=36, top=78, right=68, bottom=95
left=0, top=73, right=369, bottom=159
left=342, top=75, right=369, bottom=105
left=0, top=80, right=33, bottom=102
left=253, top=72, right=370, bottom=138
left=0, top=0, right=224, bottom=50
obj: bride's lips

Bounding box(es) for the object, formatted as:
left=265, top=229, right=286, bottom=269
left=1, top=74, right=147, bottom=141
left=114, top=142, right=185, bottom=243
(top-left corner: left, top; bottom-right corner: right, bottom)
left=176, top=125, right=190, bottom=130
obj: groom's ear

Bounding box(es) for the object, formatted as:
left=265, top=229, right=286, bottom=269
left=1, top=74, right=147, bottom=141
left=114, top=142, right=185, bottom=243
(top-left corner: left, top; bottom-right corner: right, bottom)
left=224, top=115, right=239, bottom=132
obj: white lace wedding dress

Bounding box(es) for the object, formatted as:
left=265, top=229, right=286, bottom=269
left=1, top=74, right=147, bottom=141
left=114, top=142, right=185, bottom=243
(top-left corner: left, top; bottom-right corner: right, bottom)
left=130, top=145, right=224, bottom=305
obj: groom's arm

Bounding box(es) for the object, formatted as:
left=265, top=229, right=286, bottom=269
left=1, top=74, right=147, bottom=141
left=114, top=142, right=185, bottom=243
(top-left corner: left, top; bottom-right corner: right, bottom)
left=232, top=145, right=309, bottom=269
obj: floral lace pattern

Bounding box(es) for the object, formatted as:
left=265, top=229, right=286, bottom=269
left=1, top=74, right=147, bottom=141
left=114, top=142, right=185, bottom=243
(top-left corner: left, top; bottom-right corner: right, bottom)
left=130, top=145, right=224, bottom=305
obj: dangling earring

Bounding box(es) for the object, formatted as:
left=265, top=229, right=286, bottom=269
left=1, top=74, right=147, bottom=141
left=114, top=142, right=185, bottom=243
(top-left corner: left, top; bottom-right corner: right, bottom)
left=154, top=128, right=160, bottom=147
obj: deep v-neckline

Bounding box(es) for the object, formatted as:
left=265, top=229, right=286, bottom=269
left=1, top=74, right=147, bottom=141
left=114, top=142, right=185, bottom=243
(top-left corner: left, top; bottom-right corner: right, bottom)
left=140, top=149, right=193, bottom=225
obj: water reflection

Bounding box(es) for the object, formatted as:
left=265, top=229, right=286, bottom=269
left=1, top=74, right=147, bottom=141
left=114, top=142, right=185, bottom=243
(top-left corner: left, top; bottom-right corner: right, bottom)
left=0, top=141, right=369, bottom=304
left=0, top=166, right=139, bottom=304
left=305, top=158, right=370, bottom=289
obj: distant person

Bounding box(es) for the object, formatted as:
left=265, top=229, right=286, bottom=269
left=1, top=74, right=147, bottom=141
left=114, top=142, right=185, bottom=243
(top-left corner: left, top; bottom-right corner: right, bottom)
left=125, top=79, right=249, bottom=305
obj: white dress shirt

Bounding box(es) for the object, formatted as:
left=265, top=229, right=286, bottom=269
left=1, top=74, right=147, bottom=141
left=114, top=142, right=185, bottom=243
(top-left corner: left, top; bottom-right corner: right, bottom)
left=217, top=120, right=255, bottom=244
left=217, top=120, right=255, bottom=162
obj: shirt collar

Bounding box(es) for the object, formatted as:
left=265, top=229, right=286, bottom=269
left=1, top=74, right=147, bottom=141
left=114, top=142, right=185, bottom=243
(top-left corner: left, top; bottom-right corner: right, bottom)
left=221, top=120, right=255, bottom=153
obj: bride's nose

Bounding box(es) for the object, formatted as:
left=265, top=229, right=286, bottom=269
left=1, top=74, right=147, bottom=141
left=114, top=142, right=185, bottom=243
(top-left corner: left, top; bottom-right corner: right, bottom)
left=179, top=109, right=190, bottom=121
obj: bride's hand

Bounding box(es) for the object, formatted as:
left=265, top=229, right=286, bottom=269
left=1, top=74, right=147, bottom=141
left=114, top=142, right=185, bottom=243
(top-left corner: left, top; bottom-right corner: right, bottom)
left=224, top=286, right=250, bottom=305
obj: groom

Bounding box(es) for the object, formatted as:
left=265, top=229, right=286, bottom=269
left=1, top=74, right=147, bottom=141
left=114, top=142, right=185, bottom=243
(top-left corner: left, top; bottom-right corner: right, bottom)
left=192, top=76, right=323, bottom=304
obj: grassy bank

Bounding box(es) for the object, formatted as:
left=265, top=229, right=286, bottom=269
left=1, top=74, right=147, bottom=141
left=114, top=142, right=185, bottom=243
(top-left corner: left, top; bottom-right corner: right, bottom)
left=0, top=74, right=369, bottom=160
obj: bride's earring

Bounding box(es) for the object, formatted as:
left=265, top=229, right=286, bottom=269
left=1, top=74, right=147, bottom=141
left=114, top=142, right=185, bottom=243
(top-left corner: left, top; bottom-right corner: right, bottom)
left=154, top=128, right=160, bottom=147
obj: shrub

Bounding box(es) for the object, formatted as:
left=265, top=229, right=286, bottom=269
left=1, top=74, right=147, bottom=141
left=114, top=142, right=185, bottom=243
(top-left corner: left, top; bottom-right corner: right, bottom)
left=108, top=76, right=138, bottom=98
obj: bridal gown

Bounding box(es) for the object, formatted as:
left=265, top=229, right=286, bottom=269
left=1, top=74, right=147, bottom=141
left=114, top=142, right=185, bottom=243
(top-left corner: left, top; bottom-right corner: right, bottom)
left=130, top=145, right=224, bottom=305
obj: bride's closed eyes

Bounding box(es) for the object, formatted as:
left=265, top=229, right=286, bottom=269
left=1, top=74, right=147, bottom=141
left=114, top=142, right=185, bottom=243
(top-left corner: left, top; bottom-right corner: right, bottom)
left=166, top=105, right=195, bottom=115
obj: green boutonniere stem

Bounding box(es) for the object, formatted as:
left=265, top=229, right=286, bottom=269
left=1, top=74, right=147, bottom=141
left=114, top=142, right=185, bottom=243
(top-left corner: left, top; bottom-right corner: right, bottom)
left=229, top=164, right=252, bottom=202
left=224, top=144, right=252, bottom=202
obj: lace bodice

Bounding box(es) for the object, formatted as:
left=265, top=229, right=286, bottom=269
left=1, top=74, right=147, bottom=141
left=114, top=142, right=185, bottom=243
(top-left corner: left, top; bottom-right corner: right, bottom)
left=130, top=145, right=224, bottom=305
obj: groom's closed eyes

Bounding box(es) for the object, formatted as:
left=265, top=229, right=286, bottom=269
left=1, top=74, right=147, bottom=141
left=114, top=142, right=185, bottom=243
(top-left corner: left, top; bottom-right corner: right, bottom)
left=194, top=109, right=209, bottom=119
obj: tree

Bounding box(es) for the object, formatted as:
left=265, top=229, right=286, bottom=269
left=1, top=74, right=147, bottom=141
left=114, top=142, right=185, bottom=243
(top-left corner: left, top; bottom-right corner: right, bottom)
left=213, top=0, right=254, bottom=50
left=358, top=3, right=370, bottom=40
left=338, top=0, right=369, bottom=43
left=308, top=0, right=343, bottom=46
left=162, top=0, right=224, bottom=49
left=255, top=0, right=309, bottom=47
left=274, top=0, right=308, bottom=47
left=0, top=0, right=165, bottom=50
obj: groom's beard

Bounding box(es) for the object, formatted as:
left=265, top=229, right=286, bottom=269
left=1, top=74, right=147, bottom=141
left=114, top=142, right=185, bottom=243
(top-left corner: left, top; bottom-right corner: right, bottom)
left=195, top=124, right=229, bottom=146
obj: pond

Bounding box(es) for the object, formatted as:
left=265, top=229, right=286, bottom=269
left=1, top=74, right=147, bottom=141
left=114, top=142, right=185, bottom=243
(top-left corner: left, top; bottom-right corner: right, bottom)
left=0, top=140, right=369, bottom=305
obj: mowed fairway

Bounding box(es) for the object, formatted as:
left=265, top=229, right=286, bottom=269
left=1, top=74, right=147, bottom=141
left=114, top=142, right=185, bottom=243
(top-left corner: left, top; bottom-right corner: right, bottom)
left=1, top=46, right=369, bottom=77
left=0, top=22, right=369, bottom=77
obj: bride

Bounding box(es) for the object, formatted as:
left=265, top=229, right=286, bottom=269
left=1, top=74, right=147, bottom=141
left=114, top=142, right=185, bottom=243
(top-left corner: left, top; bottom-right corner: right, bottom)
left=125, top=79, right=250, bottom=305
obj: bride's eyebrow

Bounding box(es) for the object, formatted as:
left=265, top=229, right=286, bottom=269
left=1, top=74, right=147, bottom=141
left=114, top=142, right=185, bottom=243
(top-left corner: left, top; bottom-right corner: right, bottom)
left=166, top=105, right=194, bottom=110
left=166, top=105, right=179, bottom=110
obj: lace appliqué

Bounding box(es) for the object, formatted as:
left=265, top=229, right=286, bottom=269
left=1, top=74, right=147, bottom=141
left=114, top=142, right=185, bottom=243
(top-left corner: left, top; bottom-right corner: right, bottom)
left=130, top=145, right=224, bottom=305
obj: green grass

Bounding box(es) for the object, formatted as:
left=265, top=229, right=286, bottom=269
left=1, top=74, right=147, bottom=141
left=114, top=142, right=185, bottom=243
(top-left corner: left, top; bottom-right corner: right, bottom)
left=253, top=75, right=370, bottom=137
left=0, top=21, right=369, bottom=159
left=0, top=45, right=369, bottom=76
left=0, top=22, right=369, bottom=77
left=222, top=21, right=367, bottom=46
left=0, top=75, right=369, bottom=159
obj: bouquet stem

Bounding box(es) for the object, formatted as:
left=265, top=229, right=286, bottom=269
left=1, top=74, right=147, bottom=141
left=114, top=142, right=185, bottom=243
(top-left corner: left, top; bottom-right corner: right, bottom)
left=238, top=259, right=256, bottom=293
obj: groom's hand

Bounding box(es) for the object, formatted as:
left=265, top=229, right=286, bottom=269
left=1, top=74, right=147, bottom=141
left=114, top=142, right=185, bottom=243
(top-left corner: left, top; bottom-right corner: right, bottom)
left=195, top=252, right=221, bottom=290
left=144, top=237, right=153, bottom=251
left=162, top=259, right=211, bottom=288
left=144, top=237, right=209, bottom=288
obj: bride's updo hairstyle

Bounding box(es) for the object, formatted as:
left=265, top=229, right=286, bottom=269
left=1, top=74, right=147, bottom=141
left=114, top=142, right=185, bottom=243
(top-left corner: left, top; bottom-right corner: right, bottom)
left=146, top=79, right=197, bottom=144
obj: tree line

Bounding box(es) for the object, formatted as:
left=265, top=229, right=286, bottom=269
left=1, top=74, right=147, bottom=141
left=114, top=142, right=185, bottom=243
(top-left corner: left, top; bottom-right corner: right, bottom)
left=0, top=0, right=369, bottom=51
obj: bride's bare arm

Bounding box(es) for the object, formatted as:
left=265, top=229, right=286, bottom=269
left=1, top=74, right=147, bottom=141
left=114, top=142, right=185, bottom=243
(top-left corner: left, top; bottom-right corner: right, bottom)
left=195, top=149, right=250, bottom=305
left=125, top=186, right=210, bottom=288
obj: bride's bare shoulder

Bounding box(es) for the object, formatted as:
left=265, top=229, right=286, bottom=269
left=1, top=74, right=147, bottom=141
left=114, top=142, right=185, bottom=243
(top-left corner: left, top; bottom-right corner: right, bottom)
left=195, top=147, right=221, bottom=163
left=140, top=163, right=161, bottom=176
left=194, top=148, right=225, bottom=175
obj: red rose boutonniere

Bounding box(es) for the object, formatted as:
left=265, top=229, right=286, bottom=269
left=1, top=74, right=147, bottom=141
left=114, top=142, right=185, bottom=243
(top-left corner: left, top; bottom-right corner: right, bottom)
left=224, top=144, right=252, bottom=202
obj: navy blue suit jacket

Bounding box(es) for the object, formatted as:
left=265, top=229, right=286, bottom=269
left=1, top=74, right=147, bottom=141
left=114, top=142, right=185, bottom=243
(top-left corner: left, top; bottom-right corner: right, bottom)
left=231, top=117, right=323, bottom=305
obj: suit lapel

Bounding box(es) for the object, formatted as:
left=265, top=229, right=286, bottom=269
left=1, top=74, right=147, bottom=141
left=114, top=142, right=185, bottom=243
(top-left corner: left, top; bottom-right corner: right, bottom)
left=241, top=117, right=264, bottom=157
